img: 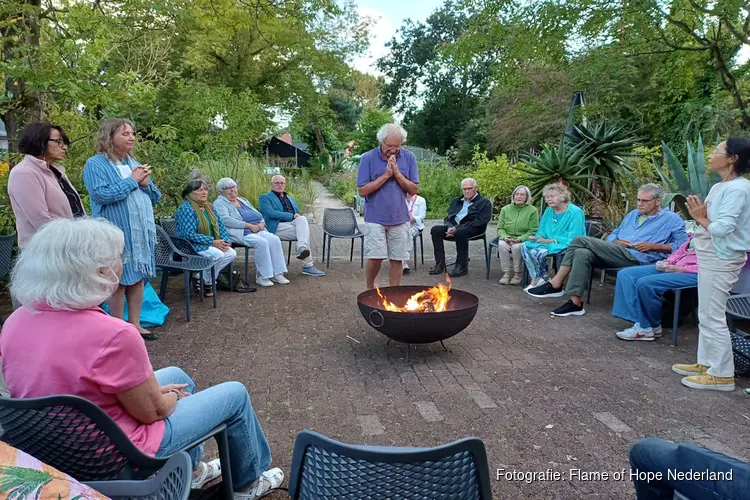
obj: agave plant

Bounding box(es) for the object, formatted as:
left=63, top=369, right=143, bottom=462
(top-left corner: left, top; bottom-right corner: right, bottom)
left=517, top=139, right=593, bottom=202
left=654, top=136, right=721, bottom=219
left=566, top=121, right=640, bottom=217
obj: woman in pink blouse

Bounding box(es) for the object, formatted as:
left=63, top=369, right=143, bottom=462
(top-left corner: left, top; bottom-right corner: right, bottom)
left=0, top=217, right=283, bottom=499
left=612, top=235, right=699, bottom=341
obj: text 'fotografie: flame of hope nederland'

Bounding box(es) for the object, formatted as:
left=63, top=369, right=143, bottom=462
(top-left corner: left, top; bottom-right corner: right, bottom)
left=497, top=468, right=734, bottom=484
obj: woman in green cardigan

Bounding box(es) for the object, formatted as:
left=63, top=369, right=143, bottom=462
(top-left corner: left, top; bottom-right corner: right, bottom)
left=521, top=183, right=586, bottom=289
left=497, top=186, right=539, bottom=285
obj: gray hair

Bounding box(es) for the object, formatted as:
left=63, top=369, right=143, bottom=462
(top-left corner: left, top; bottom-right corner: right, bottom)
left=542, top=183, right=572, bottom=203
left=95, top=118, right=135, bottom=161
left=638, top=183, right=665, bottom=200
left=512, top=185, right=533, bottom=205
left=376, top=123, right=408, bottom=144
left=11, top=218, right=125, bottom=311
left=461, top=177, right=478, bottom=188
left=216, top=177, right=237, bottom=192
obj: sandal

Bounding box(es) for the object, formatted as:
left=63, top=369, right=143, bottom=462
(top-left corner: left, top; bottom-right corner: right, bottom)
left=233, top=468, right=284, bottom=499
left=191, top=458, right=222, bottom=489
left=203, top=284, right=214, bottom=297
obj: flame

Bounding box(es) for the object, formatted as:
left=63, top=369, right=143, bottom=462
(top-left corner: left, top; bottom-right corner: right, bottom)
left=376, top=276, right=452, bottom=313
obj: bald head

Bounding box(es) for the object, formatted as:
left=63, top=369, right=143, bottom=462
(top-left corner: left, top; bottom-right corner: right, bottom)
left=271, top=175, right=287, bottom=194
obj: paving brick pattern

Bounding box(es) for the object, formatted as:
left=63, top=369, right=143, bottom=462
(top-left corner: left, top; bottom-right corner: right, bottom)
left=142, top=202, right=750, bottom=499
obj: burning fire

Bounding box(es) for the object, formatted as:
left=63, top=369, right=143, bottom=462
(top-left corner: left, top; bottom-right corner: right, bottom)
left=376, top=277, right=452, bottom=313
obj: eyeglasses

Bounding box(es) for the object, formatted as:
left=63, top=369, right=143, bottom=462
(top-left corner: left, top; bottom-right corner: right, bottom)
left=636, top=198, right=655, bottom=203
left=48, top=138, right=67, bottom=146
left=272, top=181, right=285, bottom=185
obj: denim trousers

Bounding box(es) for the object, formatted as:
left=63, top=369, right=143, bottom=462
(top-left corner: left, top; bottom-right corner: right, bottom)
left=154, top=367, right=273, bottom=490
left=612, top=265, right=698, bottom=329
left=629, top=437, right=750, bottom=499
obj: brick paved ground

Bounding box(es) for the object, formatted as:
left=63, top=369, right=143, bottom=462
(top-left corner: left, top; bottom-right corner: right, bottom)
left=143, top=186, right=750, bottom=499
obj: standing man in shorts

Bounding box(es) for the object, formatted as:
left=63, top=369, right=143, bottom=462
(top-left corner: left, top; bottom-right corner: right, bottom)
left=357, top=123, right=420, bottom=289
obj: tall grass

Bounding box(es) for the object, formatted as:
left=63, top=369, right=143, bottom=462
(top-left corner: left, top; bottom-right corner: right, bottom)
left=195, top=155, right=317, bottom=213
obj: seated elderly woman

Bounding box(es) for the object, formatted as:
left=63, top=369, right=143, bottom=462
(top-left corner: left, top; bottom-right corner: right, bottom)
left=175, top=180, right=237, bottom=296
left=521, top=183, right=586, bottom=289
left=213, top=178, right=289, bottom=287
left=0, top=218, right=284, bottom=498
left=613, top=235, right=699, bottom=341
left=496, top=185, right=538, bottom=285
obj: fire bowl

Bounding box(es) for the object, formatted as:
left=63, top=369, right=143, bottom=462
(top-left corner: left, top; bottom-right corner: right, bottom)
left=357, top=286, right=479, bottom=345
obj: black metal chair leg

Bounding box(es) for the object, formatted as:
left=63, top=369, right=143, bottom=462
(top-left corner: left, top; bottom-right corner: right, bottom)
left=327, top=235, right=332, bottom=268
left=672, top=289, right=682, bottom=346
left=420, top=233, right=424, bottom=264
left=183, top=271, right=191, bottom=322
left=586, top=270, right=595, bottom=304
left=159, top=271, right=169, bottom=300
left=350, top=239, right=354, bottom=262
left=483, top=237, right=489, bottom=277
left=321, top=233, right=326, bottom=263
left=287, top=241, right=293, bottom=265
left=212, top=268, right=217, bottom=309
left=360, top=236, right=364, bottom=268
left=216, top=429, right=233, bottom=500
left=413, top=236, right=418, bottom=270
left=244, top=247, right=249, bottom=284
left=199, top=274, right=204, bottom=302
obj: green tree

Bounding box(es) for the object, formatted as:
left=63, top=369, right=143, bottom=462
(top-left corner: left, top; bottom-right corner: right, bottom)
left=352, top=107, right=394, bottom=154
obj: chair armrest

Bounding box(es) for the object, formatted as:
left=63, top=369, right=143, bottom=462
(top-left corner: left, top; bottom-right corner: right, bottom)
left=85, top=451, right=191, bottom=500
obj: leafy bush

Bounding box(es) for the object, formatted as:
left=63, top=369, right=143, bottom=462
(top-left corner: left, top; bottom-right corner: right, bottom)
left=418, top=162, right=470, bottom=219
left=469, top=147, right=527, bottom=209
left=352, top=108, right=394, bottom=154
left=328, top=171, right=357, bottom=206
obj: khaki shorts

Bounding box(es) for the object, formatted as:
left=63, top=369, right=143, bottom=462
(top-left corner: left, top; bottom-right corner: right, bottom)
left=364, top=222, right=411, bottom=261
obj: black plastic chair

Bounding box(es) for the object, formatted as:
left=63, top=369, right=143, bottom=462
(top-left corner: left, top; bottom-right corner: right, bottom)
left=444, top=231, right=489, bottom=276
left=0, top=231, right=16, bottom=326
left=321, top=208, right=364, bottom=268
left=288, top=430, right=492, bottom=499
left=230, top=242, right=253, bottom=284
left=154, top=224, right=217, bottom=322
left=280, top=237, right=297, bottom=264
left=0, top=395, right=233, bottom=499
left=728, top=293, right=750, bottom=334
left=666, top=285, right=698, bottom=346
left=85, top=451, right=192, bottom=500
left=412, top=229, right=424, bottom=270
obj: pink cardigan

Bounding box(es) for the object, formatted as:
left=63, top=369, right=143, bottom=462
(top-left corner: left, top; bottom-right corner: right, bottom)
left=666, top=235, right=698, bottom=274
left=8, top=155, right=84, bottom=247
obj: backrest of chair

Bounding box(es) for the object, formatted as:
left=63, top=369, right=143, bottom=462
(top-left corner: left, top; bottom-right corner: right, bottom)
left=288, top=430, right=492, bottom=499
left=0, top=395, right=164, bottom=481
left=159, top=218, right=177, bottom=237
left=0, top=232, right=16, bottom=279
left=155, top=225, right=177, bottom=266
left=322, top=208, right=357, bottom=236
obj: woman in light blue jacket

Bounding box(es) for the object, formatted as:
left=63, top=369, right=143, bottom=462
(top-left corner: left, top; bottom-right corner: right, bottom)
left=213, top=178, right=288, bottom=287
left=675, top=137, right=750, bottom=392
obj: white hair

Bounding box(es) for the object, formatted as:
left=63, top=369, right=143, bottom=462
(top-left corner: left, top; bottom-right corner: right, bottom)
left=638, top=183, right=665, bottom=200
left=11, top=217, right=125, bottom=311
left=461, top=177, right=478, bottom=188
left=216, top=177, right=237, bottom=191
left=376, top=123, right=408, bottom=144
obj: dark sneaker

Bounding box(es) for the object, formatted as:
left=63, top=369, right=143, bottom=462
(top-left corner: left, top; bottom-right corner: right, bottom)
left=525, top=282, right=564, bottom=298
left=296, top=247, right=311, bottom=260
left=551, top=300, right=585, bottom=317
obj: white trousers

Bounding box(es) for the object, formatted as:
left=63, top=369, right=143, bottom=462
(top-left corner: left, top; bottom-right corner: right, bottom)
left=695, top=235, right=746, bottom=377
left=276, top=216, right=312, bottom=266
left=243, top=231, right=287, bottom=279
left=197, top=246, right=237, bottom=284
left=498, top=240, right=524, bottom=273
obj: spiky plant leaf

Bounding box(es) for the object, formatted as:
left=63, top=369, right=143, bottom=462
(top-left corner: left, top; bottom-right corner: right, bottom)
left=662, top=141, right=693, bottom=195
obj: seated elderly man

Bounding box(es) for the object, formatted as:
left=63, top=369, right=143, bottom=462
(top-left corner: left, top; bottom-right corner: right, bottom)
left=429, top=178, right=492, bottom=277
left=1, top=218, right=284, bottom=499
left=258, top=175, right=325, bottom=277
left=213, top=177, right=289, bottom=287
left=526, top=183, right=689, bottom=317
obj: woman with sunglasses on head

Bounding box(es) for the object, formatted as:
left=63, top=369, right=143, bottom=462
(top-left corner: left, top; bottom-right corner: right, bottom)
left=672, top=137, right=750, bottom=391
left=8, top=122, right=85, bottom=249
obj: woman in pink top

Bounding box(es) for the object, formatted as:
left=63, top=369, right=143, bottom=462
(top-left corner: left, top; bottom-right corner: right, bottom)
left=7, top=122, right=85, bottom=248
left=612, top=235, right=699, bottom=341
left=0, top=218, right=283, bottom=499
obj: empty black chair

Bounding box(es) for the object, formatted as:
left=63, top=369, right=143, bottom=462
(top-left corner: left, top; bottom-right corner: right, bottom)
left=412, top=229, right=424, bottom=269
left=321, top=208, right=364, bottom=268
left=288, top=430, right=492, bottom=499
left=0, top=394, right=233, bottom=499
left=85, top=451, right=192, bottom=500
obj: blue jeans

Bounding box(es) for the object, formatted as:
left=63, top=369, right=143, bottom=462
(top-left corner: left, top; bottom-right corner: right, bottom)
left=629, top=437, right=750, bottom=499
left=154, top=367, right=272, bottom=490
left=612, top=266, right=697, bottom=328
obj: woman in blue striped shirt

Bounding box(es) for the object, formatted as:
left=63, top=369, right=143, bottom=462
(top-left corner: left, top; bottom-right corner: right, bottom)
left=83, top=119, right=161, bottom=340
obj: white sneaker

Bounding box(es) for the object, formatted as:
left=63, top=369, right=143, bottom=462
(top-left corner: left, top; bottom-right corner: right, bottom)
left=616, top=323, right=639, bottom=336
left=233, top=468, right=284, bottom=499
left=652, top=326, right=663, bottom=338
left=255, top=277, right=274, bottom=287
left=270, top=274, right=290, bottom=284
left=616, top=325, right=655, bottom=341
